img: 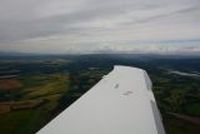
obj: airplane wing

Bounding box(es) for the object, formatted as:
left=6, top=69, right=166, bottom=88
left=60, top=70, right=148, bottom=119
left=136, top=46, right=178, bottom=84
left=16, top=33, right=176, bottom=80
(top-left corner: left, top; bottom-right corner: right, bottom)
left=37, top=65, right=165, bottom=134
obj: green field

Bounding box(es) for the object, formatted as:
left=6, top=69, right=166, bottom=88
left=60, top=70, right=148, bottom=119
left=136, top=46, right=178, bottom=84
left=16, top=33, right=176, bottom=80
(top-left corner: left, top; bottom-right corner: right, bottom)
left=0, top=72, right=70, bottom=133
left=0, top=54, right=200, bottom=134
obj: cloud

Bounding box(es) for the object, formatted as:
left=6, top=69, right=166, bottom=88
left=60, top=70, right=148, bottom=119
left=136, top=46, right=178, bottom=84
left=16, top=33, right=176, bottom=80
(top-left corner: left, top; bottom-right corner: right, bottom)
left=0, top=0, right=199, bottom=54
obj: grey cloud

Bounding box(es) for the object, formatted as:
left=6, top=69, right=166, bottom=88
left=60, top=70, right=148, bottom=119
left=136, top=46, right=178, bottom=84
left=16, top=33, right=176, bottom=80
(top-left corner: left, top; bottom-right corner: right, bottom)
left=0, top=0, right=199, bottom=54
left=121, top=5, right=200, bottom=26
left=0, top=0, right=135, bottom=42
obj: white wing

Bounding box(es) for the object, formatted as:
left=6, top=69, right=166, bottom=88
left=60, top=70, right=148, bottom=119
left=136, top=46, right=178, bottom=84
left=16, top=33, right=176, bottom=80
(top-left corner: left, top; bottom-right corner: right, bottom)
left=38, top=65, right=165, bottom=134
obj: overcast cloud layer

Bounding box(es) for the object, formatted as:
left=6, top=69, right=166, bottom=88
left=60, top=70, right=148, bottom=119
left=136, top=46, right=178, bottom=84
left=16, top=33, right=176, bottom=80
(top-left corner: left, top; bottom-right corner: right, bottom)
left=0, top=0, right=200, bottom=54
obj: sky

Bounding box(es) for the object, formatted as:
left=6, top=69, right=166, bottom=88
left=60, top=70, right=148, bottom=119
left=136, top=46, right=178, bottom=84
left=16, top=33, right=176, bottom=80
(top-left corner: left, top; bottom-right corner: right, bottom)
left=0, top=0, right=200, bottom=54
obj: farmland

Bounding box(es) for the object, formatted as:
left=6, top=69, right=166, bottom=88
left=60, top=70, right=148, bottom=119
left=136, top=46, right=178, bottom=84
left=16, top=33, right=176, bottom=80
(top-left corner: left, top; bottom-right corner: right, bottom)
left=0, top=54, right=200, bottom=134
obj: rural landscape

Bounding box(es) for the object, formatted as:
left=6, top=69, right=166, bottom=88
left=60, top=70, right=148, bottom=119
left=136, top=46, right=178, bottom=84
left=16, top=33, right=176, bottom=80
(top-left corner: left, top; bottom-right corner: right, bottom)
left=0, top=0, right=199, bottom=133
left=0, top=54, right=200, bottom=134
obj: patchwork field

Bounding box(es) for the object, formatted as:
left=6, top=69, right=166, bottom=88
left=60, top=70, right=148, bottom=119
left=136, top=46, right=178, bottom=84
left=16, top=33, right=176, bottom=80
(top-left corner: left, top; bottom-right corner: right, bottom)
left=0, top=54, right=200, bottom=134
left=0, top=59, right=71, bottom=133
